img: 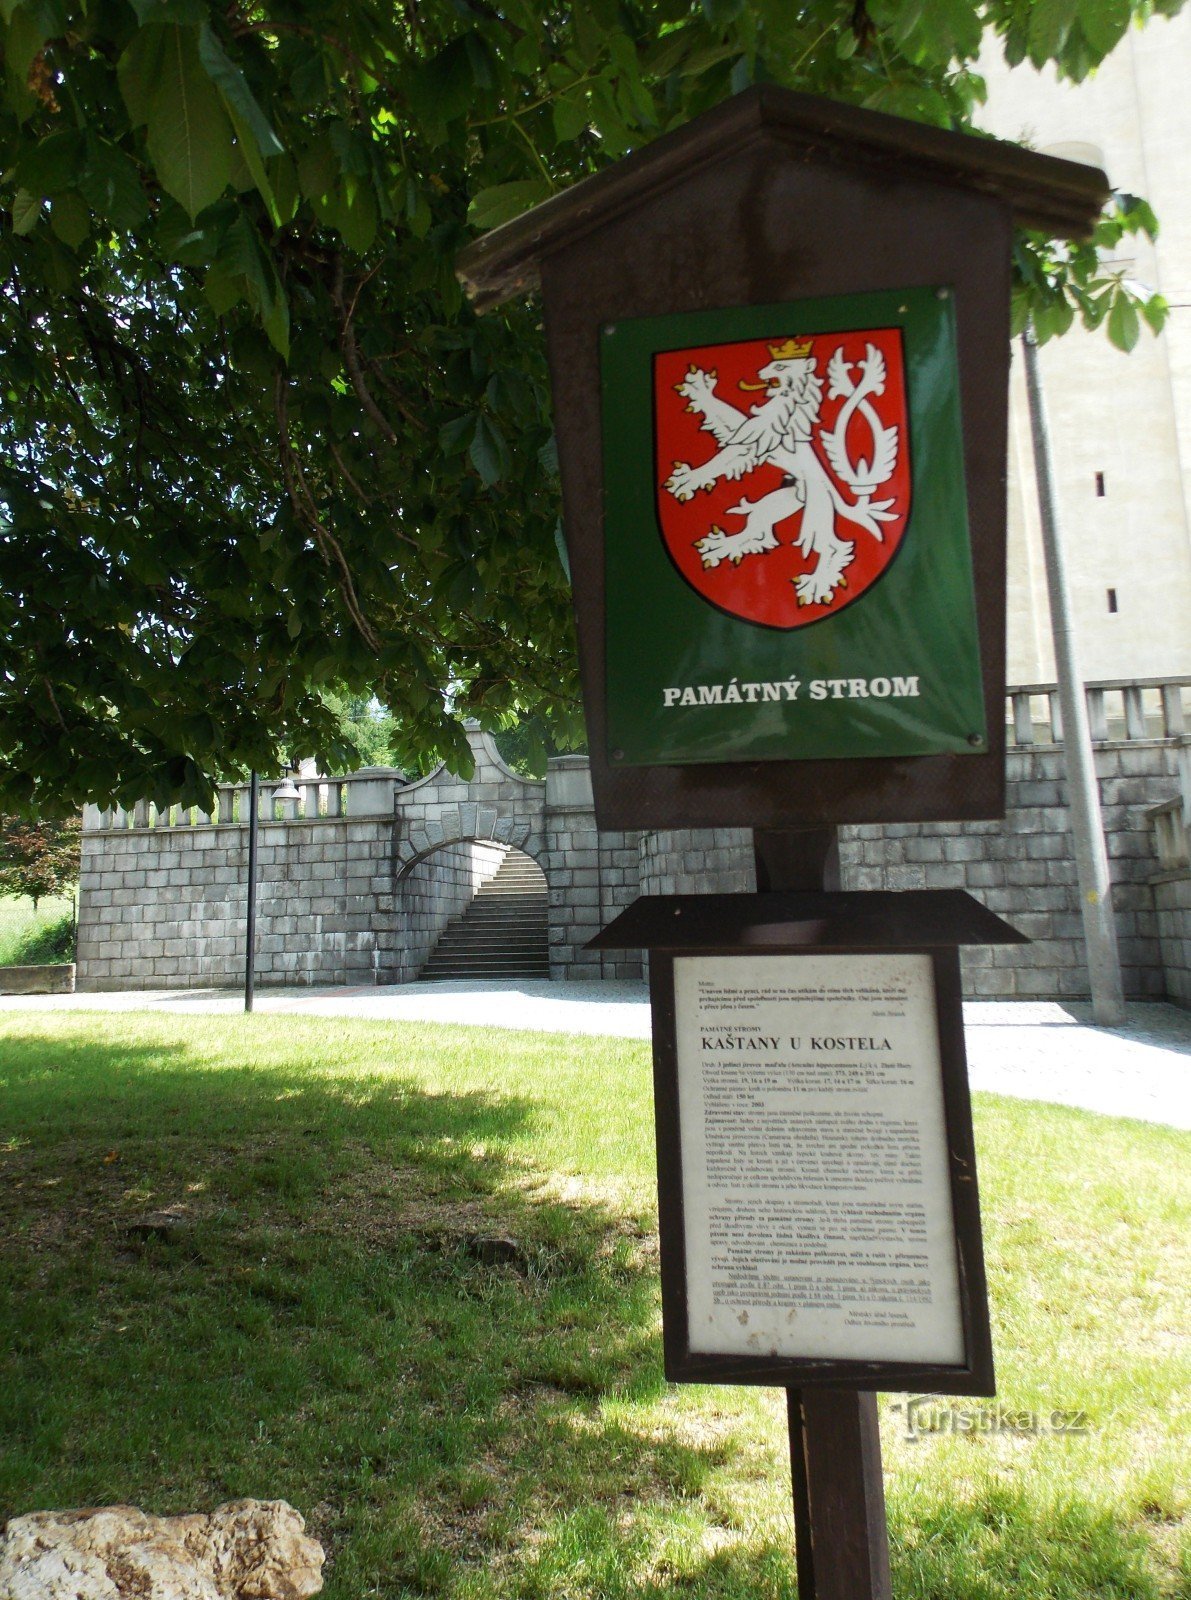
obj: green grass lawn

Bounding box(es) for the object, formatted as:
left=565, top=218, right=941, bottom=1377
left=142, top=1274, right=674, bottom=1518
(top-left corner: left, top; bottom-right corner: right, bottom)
left=0, top=894, right=75, bottom=966
left=0, top=1012, right=1187, bottom=1600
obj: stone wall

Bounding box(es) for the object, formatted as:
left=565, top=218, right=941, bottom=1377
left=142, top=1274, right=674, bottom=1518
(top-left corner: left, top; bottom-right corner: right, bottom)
left=638, top=829, right=757, bottom=896
left=76, top=689, right=1191, bottom=1003
left=76, top=814, right=396, bottom=990
left=1154, top=875, right=1191, bottom=1007
left=543, top=757, right=642, bottom=980
left=838, top=741, right=1181, bottom=998
left=1147, top=748, right=1191, bottom=1007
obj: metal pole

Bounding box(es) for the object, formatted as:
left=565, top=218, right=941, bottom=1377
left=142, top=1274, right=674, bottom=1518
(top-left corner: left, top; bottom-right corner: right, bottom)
left=1020, top=330, right=1125, bottom=1026
left=244, top=770, right=259, bottom=1013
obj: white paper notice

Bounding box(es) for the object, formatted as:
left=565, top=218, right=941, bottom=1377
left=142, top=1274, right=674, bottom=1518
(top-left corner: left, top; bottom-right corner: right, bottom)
left=674, top=952, right=964, bottom=1365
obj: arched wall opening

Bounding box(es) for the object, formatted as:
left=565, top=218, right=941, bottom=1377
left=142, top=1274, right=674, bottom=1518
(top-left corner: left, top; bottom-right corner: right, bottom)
left=394, top=839, right=548, bottom=983
left=419, top=845, right=548, bottom=981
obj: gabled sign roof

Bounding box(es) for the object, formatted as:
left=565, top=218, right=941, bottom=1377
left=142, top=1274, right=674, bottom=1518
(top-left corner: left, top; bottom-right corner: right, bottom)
left=588, top=889, right=1028, bottom=952
left=458, top=84, right=1109, bottom=312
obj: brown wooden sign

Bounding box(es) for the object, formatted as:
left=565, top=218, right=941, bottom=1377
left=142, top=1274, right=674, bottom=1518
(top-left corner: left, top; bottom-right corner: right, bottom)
left=458, top=87, right=1107, bottom=833
left=591, top=889, right=1024, bottom=1395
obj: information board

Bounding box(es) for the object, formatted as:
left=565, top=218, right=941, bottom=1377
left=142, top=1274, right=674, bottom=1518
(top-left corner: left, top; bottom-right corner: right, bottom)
left=672, top=952, right=964, bottom=1367
left=601, top=287, right=987, bottom=770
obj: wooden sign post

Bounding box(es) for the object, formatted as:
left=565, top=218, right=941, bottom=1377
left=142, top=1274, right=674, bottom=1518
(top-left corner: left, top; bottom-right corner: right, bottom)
left=458, top=85, right=1106, bottom=1598
left=590, top=872, right=1024, bottom=1598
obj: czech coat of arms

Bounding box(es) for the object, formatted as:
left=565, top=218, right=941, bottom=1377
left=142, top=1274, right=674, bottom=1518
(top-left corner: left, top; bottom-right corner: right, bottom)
left=655, top=329, right=911, bottom=629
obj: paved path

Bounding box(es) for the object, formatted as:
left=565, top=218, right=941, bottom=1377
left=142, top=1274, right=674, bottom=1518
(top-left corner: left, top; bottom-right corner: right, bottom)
left=2, top=982, right=1188, bottom=1130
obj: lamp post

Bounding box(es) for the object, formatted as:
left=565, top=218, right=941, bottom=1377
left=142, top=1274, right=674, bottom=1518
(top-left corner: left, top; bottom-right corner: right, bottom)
left=1020, top=329, right=1125, bottom=1026
left=244, top=768, right=301, bottom=1014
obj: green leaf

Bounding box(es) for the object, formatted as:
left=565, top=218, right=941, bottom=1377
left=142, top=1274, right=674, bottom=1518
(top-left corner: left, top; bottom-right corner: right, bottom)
left=552, top=91, right=589, bottom=141
left=336, top=184, right=377, bottom=253
left=1115, top=191, right=1160, bottom=241
left=198, top=24, right=284, bottom=224
left=553, top=518, right=571, bottom=581
left=1079, top=0, right=1130, bottom=58
left=205, top=208, right=289, bottom=356
left=1031, top=291, right=1075, bottom=343
left=128, top=0, right=205, bottom=22
left=4, top=5, right=49, bottom=122
left=1106, top=290, right=1140, bottom=353
left=229, top=212, right=286, bottom=341
left=268, top=154, right=300, bottom=224
left=258, top=276, right=289, bottom=360
left=119, top=23, right=235, bottom=220
left=1141, top=292, right=1169, bottom=335
left=439, top=412, right=476, bottom=454
left=467, top=178, right=552, bottom=233
left=13, top=130, right=86, bottom=198
left=49, top=190, right=89, bottom=249
left=197, top=25, right=283, bottom=161
left=404, top=176, right=431, bottom=238
left=203, top=264, right=243, bottom=316
left=701, top=0, right=744, bottom=25
left=11, top=187, right=42, bottom=234
left=1027, top=0, right=1078, bottom=65
left=406, top=37, right=477, bottom=129
left=79, top=139, right=148, bottom=230
left=469, top=414, right=505, bottom=486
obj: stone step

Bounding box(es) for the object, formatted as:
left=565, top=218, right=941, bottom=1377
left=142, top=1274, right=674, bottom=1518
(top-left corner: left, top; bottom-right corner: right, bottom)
left=455, top=904, right=547, bottom=920
left=423, top=960, right=551, bottom=978
left=419, top=849, right=549, bottom=982
left=455, top=912, right=547, bottom=927
left=448, top=909, right=547, bottom=926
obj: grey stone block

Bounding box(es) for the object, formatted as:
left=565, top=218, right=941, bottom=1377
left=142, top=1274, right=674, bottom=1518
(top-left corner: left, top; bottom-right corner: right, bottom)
left=851, top=870, right=890, bottom=896
left=967, top=860, right=1006, bottom=888
left=971, top=967, right=1014, bottom=996
left=942, top=836, right=986, bottom=862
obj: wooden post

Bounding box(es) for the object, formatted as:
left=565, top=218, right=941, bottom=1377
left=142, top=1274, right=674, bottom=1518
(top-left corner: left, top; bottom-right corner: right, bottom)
left=754, top=827, right=893, bottom=1600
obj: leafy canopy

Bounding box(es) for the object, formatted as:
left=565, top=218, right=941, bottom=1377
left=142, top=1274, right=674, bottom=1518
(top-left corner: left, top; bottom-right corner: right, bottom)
left=0, top=0, right=1180, bottom=814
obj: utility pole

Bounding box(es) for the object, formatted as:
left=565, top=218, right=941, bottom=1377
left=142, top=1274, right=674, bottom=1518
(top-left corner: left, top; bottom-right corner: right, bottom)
left=1020, top=329, right=1125, bottom=1026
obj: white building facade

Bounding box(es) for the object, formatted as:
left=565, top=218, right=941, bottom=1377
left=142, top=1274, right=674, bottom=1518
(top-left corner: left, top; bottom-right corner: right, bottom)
left=981, top=10, right=1191, bottom=683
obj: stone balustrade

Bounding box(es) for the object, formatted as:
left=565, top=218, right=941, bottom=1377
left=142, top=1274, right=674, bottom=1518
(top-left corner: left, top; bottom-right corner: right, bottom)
left=1004, top=675, right=1190, bottom=747
left=74, top=684, right=1191, bottom=1006
left=81, top=767, right=402, bottom=833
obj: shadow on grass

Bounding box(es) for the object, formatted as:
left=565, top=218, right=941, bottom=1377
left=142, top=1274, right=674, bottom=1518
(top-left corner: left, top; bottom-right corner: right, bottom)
left=0, top=1024, right=697, bottom=1592
left=0, top=1022, right=1177, bottom=1600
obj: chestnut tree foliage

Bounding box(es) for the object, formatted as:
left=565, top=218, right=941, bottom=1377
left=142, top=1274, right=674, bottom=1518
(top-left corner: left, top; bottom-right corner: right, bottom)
left=0, top=0, right=1180, bottom=812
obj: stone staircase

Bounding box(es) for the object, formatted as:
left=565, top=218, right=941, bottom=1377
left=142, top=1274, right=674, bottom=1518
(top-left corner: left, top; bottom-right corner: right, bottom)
left=420, top=849, right=550, bottom=981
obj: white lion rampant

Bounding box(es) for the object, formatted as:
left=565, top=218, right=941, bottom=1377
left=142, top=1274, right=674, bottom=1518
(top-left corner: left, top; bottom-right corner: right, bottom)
left=663, top=337, right=900, bottom=607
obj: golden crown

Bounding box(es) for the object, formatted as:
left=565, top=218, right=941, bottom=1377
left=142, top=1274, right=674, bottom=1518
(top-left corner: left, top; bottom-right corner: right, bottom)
left=768, top=336, right=814, bottom=360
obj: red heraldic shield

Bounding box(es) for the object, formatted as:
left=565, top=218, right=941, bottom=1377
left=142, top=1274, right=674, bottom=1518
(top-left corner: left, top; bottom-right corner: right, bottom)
left=654, top=329, right=912, bottom=630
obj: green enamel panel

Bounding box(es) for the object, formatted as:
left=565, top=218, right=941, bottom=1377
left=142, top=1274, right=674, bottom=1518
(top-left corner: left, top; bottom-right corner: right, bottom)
left=601, top=286, right=987, bottom=767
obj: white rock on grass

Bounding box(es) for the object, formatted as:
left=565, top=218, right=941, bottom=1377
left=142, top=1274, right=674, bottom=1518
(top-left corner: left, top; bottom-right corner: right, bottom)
left=0, top=1499, right=324, bottom=1600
